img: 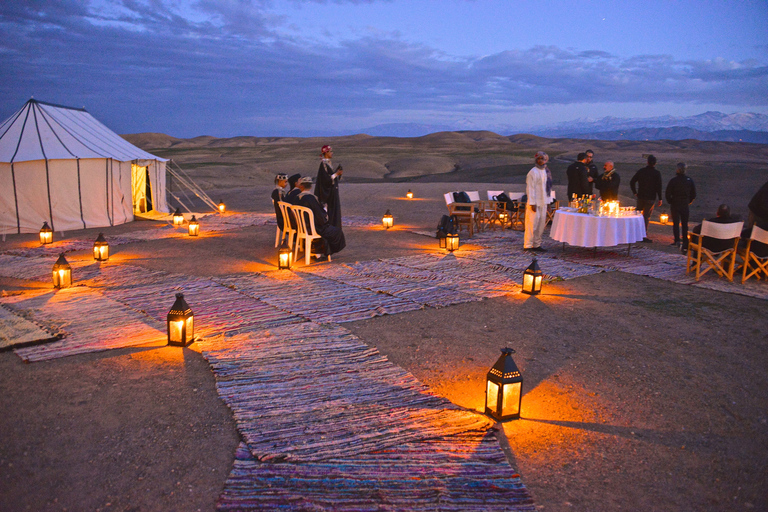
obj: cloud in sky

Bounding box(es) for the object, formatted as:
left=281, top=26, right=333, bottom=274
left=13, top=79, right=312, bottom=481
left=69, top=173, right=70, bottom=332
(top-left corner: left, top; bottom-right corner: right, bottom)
left=1, top=0, right=766, bottom=137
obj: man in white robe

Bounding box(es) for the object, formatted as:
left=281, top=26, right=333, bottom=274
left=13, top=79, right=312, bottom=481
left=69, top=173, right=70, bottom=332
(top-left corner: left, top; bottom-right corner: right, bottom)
left=524, top=151, right=550, bottom=252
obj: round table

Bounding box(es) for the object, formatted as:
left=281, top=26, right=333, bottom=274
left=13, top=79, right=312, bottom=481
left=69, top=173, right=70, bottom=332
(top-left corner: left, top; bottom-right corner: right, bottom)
left=550, top=209, right=646, bottom=250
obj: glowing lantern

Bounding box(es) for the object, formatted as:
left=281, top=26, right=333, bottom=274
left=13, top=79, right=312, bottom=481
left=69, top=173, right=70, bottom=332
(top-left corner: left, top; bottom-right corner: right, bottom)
left=93, top=233, right=109, bottom=261
left=167, top=293, right=194, bottom=347
left=39, top=222, right=53, bottom=244
left=406, top=189, right=413, bottom=199
left=522, top=258, right=542, bottom=295
left=188, top=215, right=199, bottom=236
left=446, top=228, right=459, bottom=252
left=218, top=200, right=226, bottom=213
left=498, top=210, right=510, bottom=226
left=172, top=208, right=184, bottom=226
left=52, top=253, right=72, bottom=289
left=659, top=212, right=669, bottom=225
left=437, top=230, right=447, bottom=249
left=382, top=209, right=394, bottom=229
left=485, top=347, right=524, bottom=421
left=278, top=239, right=292, bottom=269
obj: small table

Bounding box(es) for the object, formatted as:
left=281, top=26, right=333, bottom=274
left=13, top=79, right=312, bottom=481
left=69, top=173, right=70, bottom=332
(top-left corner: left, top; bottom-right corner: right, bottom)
left=550, top=209, right=646, bottom=254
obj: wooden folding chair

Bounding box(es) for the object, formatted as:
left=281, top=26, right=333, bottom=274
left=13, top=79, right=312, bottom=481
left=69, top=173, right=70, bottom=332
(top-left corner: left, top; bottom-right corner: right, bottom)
left=444, top=192, right=476, bottom=237
left=506, top=192, right=526, bottom=231
left=741, top=224, right=768, bottom=283
left=291, top=205, right=329, bottom=265
left=276, top=201, right=297, bottom=249
left=686, top=220, right=743, bottom=282
left=546, top=190, right=559, bottom=225
left=485, top=190, right=507, bottom=230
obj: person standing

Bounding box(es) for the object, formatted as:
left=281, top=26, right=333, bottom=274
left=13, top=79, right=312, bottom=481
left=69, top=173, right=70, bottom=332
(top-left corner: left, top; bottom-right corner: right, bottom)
left=630, top=154, right=663, bottom=242
left=665, top=162, right=696, bottom=250
left=315, top=145, right=343, bottom=229
left=524, top=151, right=550, bottom=252
left=566, top=153, right=591, bottom=201
left=746, top=179, right=768, bottom=232
left=585, top=150, right=599, bottom=195
left=594, top=161, right=620, bottom=201
left=298, top=177, right=346, bottom=257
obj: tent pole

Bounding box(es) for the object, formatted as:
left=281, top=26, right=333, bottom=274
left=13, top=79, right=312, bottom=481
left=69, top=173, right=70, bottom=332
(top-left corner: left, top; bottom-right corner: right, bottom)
left=11, top=163, right=20, bottom=234
left=76, top=158, right=86, bottom=229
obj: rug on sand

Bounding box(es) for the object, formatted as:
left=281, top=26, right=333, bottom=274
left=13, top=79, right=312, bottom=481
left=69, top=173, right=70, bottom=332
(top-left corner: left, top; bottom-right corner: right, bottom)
left=219, top=435, right=534, bottom=512
left=0, top=303, right=60, bottom=351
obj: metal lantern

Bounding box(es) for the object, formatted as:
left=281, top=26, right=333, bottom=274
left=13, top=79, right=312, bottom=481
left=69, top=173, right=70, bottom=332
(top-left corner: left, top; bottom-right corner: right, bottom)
left=659, top=212, right=669, bottom=225
left=406, top=189, right=413, bottom=199
left=52, top=253, right=72, bottom=289
left=522, top=258, right=542, bottom=295
left=218, top=200, right=226, bottom=213
left=278, top=239, right=292, bottom=269
left=446, top=228, right=459, bottom=252
left=93, top=233, right=109, bottom=261
left=39, top=221, right=53, bottom=244
left=188, top=215, right=199, bottom=236
left=498, top=210, right=509, bottom=226
left=167, top=293, right=194, bottom=347
left=485, top=347, right=524, bottom=421
left=172, top=208, right=184, bottom=226
left=382, top=209, right=394, bottom=229
left=437, top=230, right=447, bottom=249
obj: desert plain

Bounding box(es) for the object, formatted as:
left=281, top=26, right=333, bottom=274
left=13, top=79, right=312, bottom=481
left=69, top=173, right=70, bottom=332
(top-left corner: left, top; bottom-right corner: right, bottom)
left=1, top=132, right=767, bottom=511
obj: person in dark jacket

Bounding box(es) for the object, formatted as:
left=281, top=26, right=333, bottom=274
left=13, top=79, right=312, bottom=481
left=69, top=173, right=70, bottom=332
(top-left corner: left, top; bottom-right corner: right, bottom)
left=314, top=145, right=343, bottom=229
left=566, top=153, right=591, bottom=201
left=585, top=150, right=599, bottom=195
left=747, top=179, right=768, bottom=232
left=271, top=173, right=288, bottom=229
left=284, top=174, right=302, bottom=205
left=594, top=161, right=620, bottom=201
left=664, top=162, right=696, bottom=249
left=630, top=154, right=663, bottom=241
left=298, top=177, right=346, bottom=257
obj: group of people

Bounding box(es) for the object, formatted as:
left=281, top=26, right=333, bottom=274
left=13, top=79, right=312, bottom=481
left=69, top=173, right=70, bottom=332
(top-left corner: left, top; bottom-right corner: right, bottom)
left=271, top=145, right=346, bottom=258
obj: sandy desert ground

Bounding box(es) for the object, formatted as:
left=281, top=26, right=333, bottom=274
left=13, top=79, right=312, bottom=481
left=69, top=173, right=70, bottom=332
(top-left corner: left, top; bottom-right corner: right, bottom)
left=2, top=134, right=768, bottom=511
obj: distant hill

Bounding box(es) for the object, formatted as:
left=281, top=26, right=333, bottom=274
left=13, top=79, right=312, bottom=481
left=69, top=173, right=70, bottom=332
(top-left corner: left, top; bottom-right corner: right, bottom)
left=553, top=127, right=768, bottom=144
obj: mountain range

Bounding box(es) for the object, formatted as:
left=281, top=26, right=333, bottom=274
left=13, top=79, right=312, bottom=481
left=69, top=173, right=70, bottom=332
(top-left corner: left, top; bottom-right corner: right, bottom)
left=359, top=112, right=768, bottom=143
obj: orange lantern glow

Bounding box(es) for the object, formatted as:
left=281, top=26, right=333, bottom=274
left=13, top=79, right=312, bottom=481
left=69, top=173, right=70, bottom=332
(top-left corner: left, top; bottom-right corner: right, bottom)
left=278, top=239, right=292, bottom=269
left=93, top=233, right=109, bottom=261
left=188, top=215, right=199, bottom=236
left=218, top=200, right=226, bottom=213
left=522, top=258, right=542, bottom=295
left=382, top=209, right=394, bottom=229
left=167, top=293, right=194, bottom=346
left=39, top=222, right=53, bottom=244
left=659, top=212, right=669, bottom=225
left=406, top=189, right=413, bottom=199
left=485, top=347, right=524, bottom=421
left=52, top=253, right=72, bottom=289
left=172, top=208, right=184, bottom=226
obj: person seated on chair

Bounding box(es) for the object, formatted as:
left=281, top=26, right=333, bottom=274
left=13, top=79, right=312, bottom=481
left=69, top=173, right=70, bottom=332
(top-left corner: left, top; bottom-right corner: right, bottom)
left=284, top=174, right=302, bottom=205
left=688, top=204, right=741, bottom=255
left=271, top=173, right=288, bottom=228
left=297, top=176, right=346, bottom=257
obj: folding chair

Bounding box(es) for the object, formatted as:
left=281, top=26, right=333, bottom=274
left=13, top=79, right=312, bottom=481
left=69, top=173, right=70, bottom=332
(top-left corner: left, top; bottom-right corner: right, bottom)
left=444, top=192, right=476, bottom=237
left=546, top=190, right=559, bottom=225
left=276, top=201, right=297, bottom=248
left=486, top=190, right=508, bottom=229
left=741, top=224, right=768, bottom=283
left=506, top=192, right=526, bottom=231
left=686, top=220, right=743, bottom=282
left=291, top=205, right=329, bottom=265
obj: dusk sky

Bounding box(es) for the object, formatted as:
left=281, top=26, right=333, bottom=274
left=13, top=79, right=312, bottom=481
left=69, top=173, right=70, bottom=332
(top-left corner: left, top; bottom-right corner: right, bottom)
left=1, top=0, right=767, bottom=138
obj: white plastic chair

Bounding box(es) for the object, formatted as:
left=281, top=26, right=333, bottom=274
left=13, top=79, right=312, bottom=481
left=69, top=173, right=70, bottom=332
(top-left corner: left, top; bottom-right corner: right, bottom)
left=687, top=220, right=743, bottom=282
left=742, top=224, right=768, bottom=283
left=292, top=205, right=329, bottom=265
left=276, top=201, right=297, bottom=248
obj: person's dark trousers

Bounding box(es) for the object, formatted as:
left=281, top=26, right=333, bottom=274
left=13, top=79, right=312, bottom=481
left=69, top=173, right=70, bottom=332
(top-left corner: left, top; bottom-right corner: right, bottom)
left=636, top=199, right=656, bottom=232
left=671, top=205, right=690, bottom=247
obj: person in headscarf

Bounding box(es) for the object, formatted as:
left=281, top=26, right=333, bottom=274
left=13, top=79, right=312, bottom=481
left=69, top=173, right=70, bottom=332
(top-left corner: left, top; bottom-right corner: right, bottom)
left=297, top=176, right=346, bottom=257
left=314, top=145, right=343, bottom=229
left=284, top=173, right=302, bottom=205
left=271, top=173, right=288, bottom=228
left=524, top=151, right=550, bottom=252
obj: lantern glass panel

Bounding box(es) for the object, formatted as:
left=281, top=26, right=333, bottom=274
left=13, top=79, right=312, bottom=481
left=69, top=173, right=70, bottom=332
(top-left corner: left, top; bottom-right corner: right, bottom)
left=169, top=320, right=184, bottom=343
left=501, top=382, right=522, bottom=417
left=447, top=234, right=459, bottom=251
left=189, top=223, right=199, bottom=236
left=486, top=380, right=499, bottom=412
left=186, top=315, right=194, bottom=340
left=523, top=273, right=534, bottom=291
left=53, top=268, right=71, bottom=288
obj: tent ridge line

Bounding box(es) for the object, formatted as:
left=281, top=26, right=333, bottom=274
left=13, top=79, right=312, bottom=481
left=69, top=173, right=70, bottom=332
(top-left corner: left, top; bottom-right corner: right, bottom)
left=36, top=102, right=79, bottom=159
left=29, top=98, right=88, bottom=112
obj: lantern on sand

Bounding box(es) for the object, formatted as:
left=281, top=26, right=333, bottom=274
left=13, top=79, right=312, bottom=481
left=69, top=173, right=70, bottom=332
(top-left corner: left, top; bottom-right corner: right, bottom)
left=498, top=210, right=510, bottom=226
left=522, top=258, right=542, bottom=295
left=93, top=233, right=109, bottom=261
left=188, top=215, right=199, bottom=236
left=446, top=228, right=459, bottom=252
left=278, top=239, right=292, bottom=269
left=167, top=293, right=194, bottom=347
left=172, top=208, right=184, bottom=226
left=39, top=222, right=53, bottom=244
left=52, top=253, right=72, bottom=289
left=218, top=200, right=226, bottom=213
left=406, top=189, right=413, bottom=199
left=485, top=347, right=524, bottom=421
left=382, top=209, right=394, bottom=229
left=659, top=212, right=669, bottom=225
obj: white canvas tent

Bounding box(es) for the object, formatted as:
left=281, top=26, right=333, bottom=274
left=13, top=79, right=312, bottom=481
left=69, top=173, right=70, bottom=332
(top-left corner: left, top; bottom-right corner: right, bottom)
left=0, top=99, right=169, bottom=234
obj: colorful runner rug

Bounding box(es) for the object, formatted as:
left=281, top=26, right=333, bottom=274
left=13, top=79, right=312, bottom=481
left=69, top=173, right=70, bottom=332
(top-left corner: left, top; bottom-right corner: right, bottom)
left=0, top=303, right=60, bottom=351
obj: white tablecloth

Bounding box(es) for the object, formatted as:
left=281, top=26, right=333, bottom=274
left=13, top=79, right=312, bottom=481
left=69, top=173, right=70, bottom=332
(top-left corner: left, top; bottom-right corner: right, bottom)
left=550, top=210, right=646, bottom=247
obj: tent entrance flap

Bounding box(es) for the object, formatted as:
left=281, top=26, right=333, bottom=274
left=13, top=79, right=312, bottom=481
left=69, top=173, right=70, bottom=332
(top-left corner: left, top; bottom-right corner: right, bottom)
left=131, top=164, right=152, bottom=213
